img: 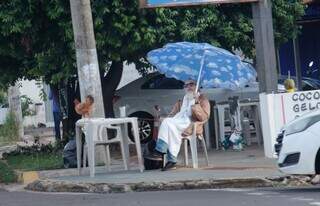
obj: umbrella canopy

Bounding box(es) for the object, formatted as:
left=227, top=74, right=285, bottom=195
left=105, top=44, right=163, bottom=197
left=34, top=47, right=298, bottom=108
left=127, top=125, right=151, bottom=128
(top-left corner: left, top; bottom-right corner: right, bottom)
left=147, top=42, right=257, bottom=90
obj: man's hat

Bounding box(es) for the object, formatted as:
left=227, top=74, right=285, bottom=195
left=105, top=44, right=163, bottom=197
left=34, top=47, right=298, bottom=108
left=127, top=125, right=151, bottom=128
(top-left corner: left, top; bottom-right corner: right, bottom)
left=184, top=78, right=196, bottom=85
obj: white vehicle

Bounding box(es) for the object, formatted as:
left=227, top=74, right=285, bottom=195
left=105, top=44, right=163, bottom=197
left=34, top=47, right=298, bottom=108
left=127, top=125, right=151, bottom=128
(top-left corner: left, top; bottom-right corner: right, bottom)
left=275, top=110, right=320, bottom=174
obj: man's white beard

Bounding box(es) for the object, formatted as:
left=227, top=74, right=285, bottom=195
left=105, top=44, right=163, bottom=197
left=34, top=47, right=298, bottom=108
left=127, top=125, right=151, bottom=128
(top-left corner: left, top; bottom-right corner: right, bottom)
left=185, top=91, right=194, bottom=100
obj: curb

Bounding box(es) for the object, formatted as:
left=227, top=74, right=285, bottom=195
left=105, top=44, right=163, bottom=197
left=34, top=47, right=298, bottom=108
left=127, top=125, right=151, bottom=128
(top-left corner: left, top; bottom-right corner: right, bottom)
left=0, top=185, right=7, bottom=192
left=16, top=171, right=39, bottom=184
left=14, top=164, right=134, bottom=185
left=25, top=178, right=274, bottom=193
left=0, top=184, right=26, bottom=192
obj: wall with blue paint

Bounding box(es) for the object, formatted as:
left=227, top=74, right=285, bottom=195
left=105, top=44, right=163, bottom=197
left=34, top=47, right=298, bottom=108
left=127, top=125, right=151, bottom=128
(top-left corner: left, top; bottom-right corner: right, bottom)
left=279, top=4, right=320, bottom=79
left=279, top=40, right=295, bottom=76
left=299, top=21, right=320, bottom=78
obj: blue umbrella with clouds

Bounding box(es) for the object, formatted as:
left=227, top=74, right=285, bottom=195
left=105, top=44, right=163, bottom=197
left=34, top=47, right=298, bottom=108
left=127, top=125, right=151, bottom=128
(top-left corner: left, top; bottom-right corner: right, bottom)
left=147, top=42, right=257, bottom=91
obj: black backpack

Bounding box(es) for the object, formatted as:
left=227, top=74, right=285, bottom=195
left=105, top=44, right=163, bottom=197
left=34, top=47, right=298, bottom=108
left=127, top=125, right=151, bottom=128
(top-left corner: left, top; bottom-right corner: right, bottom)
left=143, top=140, right=163, bottom=170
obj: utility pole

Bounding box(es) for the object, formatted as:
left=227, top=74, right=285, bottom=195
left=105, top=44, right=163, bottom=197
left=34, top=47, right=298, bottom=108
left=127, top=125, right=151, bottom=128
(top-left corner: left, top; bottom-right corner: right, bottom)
left=252, top=0, right=278, bottom=93
left=69, top=0, right=105, bottom=117
left=8, top=84, right=24, bottom=139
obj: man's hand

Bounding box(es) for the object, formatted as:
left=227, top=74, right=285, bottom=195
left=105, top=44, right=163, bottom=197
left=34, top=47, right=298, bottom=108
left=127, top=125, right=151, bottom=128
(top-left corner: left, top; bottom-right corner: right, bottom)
left=73, top=99, right=80, bottom=105
left=181, top=132, right=189, bottom=137
left=194, top=92, right=200, bottom=103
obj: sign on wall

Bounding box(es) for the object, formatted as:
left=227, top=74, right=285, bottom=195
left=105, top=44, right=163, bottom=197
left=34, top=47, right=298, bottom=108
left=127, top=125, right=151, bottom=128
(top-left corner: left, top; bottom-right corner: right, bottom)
left=259, top=90, right=320, bottom=158
left=139, top=0, right=258, bottom=8
left=280, top=90, right=320, bottom=124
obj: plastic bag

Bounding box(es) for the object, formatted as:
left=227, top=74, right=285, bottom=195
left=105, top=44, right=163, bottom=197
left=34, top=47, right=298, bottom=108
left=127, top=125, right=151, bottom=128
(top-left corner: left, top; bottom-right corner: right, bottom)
left=229, top=130, right=244, bottom=151
left=63, top=139, right=77, bottom=168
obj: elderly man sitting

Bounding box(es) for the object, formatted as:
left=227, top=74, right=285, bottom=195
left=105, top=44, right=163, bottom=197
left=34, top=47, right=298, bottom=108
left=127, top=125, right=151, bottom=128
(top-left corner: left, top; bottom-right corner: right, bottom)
left=145, top=79, right=210, bottom=171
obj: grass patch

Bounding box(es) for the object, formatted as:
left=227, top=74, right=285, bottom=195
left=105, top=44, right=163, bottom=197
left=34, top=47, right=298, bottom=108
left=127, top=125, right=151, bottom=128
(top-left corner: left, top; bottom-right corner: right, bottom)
left=5, top=152, right=64, bottom=171
left=0, top=161, right=17, bottom=183
left=0, top=112, right=19, bottom=142
left=0, top=112, right=19, bottom=145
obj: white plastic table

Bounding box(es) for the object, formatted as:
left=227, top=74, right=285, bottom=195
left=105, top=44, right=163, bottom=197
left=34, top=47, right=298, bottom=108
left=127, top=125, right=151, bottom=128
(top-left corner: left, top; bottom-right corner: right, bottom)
left=75, top=117, right=144, bottom=177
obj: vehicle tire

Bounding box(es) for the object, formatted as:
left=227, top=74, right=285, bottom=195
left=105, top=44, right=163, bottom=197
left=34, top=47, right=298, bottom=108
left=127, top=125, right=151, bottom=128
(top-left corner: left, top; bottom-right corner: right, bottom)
left=128, top=111, right=154, bottom=144
left=315, top=149, right=320, bottom=174
left=63, top=158, right=71, bottom=169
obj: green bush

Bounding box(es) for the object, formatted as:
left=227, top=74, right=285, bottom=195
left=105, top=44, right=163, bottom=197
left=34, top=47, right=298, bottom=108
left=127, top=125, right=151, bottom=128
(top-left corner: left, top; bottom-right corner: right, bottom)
left=0, top=90, right=7, bottom=107
left=5, top=152, right=63, bottom=171
left=3, top=143, right=61, bottom=157
left=0, top=161, right=17, bottom=183
left=0, top=112, right=19, bottom=144
left=2, top=143, right=64, bottom=171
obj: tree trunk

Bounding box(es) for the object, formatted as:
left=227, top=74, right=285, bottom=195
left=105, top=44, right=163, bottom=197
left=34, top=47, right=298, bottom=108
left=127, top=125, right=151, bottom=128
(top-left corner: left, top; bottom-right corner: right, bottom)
left=101, top=61, right=123, bottom=118
left=69, top=0, right=105, bottom=117
left=252, top=0, right=278, bottom=93
left=7, top=84, right=24, bottom=140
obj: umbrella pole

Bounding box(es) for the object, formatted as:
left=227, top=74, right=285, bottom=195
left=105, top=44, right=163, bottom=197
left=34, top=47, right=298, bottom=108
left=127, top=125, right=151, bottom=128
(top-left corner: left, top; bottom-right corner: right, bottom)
left=196, top=51, right=206, bottom=93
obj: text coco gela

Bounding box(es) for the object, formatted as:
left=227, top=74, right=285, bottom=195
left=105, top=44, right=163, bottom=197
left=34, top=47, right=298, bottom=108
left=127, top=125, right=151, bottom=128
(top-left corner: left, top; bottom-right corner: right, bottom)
left=292, top=91, right=320, bottom=114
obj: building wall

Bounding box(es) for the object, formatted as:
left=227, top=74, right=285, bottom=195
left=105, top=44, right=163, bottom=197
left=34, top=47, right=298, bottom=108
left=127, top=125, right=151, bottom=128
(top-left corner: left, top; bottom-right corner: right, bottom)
left=19, top=80, right=43, bottom=103
left=279, top=4, right=320, bottom=79
left=117, top=63, right=141, bottom=89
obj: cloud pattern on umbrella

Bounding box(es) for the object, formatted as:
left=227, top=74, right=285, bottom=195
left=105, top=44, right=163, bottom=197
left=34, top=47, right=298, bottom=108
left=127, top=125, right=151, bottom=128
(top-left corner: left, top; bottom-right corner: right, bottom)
left=147, top=42, right=257, bottom=90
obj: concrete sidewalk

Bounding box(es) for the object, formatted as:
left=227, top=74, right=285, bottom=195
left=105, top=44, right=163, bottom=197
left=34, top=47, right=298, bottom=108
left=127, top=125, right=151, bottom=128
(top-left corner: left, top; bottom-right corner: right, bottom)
left=55, top=146, right=281, bottom=184
left=25, top=146, right=291, bottom=193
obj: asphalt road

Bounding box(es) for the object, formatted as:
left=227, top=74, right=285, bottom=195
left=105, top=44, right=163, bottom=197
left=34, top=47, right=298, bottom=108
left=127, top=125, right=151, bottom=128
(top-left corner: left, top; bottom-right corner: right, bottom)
left=1, top=187, right=320, bottom=206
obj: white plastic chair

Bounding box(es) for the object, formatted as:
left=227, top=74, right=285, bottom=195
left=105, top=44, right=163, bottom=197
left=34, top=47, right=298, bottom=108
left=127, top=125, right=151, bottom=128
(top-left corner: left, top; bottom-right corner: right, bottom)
left=83, top=123, right=130, bottom=172
left=83, top=106, right=134, bottom=172
left=182, top=123, right=209, bottom=169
